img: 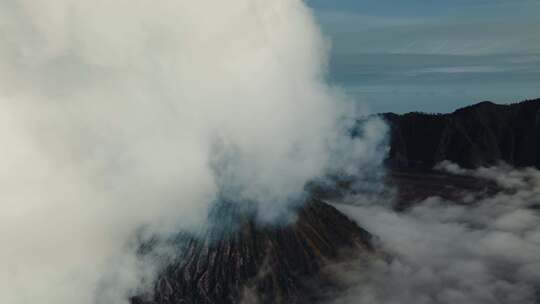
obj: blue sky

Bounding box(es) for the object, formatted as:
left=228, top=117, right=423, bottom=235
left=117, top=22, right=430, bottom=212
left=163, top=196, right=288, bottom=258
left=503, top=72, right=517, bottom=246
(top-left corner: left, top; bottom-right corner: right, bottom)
left=307, top=0, right=540, bottom=113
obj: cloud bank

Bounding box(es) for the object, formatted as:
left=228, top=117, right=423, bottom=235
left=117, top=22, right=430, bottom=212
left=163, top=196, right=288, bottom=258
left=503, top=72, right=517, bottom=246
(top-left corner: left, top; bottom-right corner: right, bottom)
left=332, top=163, right=540, bottom=304
left=0, top=1, right=385, bottom=303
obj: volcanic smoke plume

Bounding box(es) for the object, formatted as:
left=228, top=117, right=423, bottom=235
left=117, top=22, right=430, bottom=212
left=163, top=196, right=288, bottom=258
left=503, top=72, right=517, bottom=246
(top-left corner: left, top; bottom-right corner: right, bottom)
left=0, top=1, right=386, bottom=303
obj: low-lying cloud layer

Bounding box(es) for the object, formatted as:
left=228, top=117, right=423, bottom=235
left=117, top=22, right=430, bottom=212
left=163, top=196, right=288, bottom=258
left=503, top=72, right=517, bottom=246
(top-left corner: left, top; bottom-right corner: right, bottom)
left=333, top=163, right=540, bottom=304
left=0, top=1, right=385, bottom=303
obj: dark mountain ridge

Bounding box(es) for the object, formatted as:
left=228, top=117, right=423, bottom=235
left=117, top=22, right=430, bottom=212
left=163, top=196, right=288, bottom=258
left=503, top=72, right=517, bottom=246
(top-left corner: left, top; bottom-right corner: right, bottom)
left=384, top=98, right=540, bottom=169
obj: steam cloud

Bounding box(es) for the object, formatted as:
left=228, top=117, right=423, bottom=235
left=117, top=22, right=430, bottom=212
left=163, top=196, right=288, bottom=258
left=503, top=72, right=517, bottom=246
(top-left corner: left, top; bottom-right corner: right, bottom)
left=0, top=1, right=385, bottom=303
left=332, top=163, right=540, bottom=304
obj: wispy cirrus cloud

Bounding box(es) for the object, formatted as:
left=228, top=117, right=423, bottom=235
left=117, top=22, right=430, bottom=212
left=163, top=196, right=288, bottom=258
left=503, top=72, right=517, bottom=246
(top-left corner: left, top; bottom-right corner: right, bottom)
left=308, top=1, right=540, bottom=113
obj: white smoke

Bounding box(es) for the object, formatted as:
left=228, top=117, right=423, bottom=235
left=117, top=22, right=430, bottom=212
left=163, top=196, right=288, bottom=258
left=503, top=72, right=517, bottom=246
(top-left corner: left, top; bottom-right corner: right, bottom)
left=0, top=1, right=386, bottom=303
left=331, top=163, right=540, bottom=304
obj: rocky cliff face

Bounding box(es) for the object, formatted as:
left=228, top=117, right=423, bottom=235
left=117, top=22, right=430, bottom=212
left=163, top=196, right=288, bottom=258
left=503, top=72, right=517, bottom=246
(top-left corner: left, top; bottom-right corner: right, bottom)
left=384, top=99, right=540, bottom=169
left=132, top=199, right=373, bottom=304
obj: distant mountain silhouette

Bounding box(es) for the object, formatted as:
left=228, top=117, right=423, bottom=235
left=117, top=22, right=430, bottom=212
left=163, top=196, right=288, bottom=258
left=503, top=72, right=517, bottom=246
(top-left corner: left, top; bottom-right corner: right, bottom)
left=383, top=98, right=540, bottom=169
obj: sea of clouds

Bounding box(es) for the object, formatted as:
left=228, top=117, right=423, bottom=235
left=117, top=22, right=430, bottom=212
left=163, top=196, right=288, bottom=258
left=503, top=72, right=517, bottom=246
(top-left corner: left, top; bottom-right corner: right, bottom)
left=331, top=162, right=540, bottom=304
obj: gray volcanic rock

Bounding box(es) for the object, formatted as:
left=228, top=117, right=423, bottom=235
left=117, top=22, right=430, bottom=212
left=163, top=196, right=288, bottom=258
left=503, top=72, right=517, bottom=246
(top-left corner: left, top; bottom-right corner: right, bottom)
left=388, top=169, right=500, bottom=209
left=384, top=99, right=540, bottom=169
left=132, top=199, right=373, bottom=304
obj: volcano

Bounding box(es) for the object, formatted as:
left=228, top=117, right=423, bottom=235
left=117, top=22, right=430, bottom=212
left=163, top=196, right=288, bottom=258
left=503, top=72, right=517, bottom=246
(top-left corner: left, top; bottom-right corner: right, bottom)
left=132, top=199, right=374, bottom=304
left=133, top=98, right=540, bottom=304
